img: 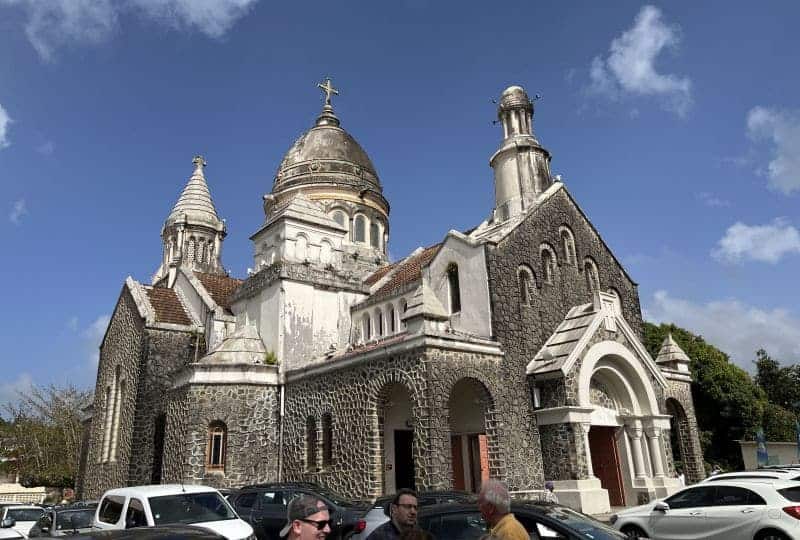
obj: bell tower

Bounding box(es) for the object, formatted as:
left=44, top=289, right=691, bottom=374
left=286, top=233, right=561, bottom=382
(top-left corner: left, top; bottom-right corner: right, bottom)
left=153, top=156, right=227, bottom=285
left=489, top=85, right=553, bottom=222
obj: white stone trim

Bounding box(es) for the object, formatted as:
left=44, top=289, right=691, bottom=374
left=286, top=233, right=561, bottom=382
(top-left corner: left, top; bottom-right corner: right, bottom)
left=126, top=277, right=155, bottom=323
left=533, top=406, right=594, bottom=425
left=172, top=363, right=279, bottom=389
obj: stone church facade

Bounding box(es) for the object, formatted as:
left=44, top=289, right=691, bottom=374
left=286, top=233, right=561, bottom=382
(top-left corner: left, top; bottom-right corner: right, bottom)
left=78, top=82, right=704, bottom=513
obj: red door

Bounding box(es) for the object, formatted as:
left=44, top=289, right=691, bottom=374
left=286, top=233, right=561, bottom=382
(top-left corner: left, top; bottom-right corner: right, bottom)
left=589, top=426, right=625, bottom=506
left=451, top=436, right=465, bottom=490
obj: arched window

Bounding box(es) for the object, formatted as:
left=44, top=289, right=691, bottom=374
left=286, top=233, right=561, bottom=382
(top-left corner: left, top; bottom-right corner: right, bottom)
left=206, top=421, right=227, bottom=470
left=332, top=210, right=346, bottom=228
left=370, top=222, right=380, bottom=249
left=518, top=265, right=535, bottom=305
left=109, top=378, right=125, bottom=460
left=322, top=414, right=333, bottom=468
left=362, top=313, right=371, bottom=341
left=320, top=240, right=332, bottom=265
left=376, top=309, right=384, bottom=337
left=306, top=417, right=317, bottom=472
left=295, top=235, right=308, bottom=261
left=388, top=305, right=396, bottom=334
left=354, top=215, right=367, bottom=243
left=560, top=227, right=576, bottom=265
left=541, top=246, right=556, bottom=284
left=447, top=263, right=461, bottom=314
left=584, top=258, right=600, bottom=293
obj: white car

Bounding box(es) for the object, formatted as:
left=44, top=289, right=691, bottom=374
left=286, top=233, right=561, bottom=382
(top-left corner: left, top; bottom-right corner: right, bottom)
left=0, top=517, right=24, bottom=540
left=0, top=506, right=44, bottom=538
left=611, top=479, right=800, bottom=540
left=94, top=484, right=254, bottom=540
left=702, top=470, right=800, bottom=484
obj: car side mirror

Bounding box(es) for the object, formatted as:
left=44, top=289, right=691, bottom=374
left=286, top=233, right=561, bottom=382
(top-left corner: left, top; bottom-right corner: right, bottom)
left=654, top=502, right=669, bottom=512
left=1, top=518, right=16, bottom=528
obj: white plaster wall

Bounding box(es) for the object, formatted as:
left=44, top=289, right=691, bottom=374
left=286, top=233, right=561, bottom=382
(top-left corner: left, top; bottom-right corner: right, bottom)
left=174, top=271, right=205, bottom=324
left=425, top=235, right=492, bottom=337
left=493, top=151, right=519, bottom=210
left=383, top=384, right=413, bottom=494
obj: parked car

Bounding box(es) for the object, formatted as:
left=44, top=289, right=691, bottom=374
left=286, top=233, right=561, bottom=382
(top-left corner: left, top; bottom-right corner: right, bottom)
left=702, top=469, right=800, bottom=483
left=354, top=490, right=477, bottom=539
left=0, top=518, right=24, bottom=540
left=231, top=482, right=370, bottom=540
left=94, top=485, right=253, bottom=540
left=29, top=505, right=96, bottom=537
left=611, top=479, right=800, bottom=539
left=68, top=524, right=226, bottom=539
left=415, top=501, right=624, bottom=540
left=0, top=505, right=45, bottom=537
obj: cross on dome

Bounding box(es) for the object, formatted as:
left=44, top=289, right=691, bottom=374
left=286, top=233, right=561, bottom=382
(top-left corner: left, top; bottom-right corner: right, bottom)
left=192, top=155, right=207, bottom=173
left=317, top=77, right=339, bottom=107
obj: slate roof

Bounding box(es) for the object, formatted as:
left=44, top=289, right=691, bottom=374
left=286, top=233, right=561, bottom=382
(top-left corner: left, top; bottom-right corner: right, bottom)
left=369, top=244, right=441, bottom=299
left=528, top=301, right=598, bottom=374
left=194, top=272, right=242, bottom=313
left=144, top=287, right=192, bottom=325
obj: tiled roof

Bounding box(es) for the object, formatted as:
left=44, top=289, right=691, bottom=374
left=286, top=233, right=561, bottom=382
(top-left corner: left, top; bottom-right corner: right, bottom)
left=372, top=244, right=441, bottom=298
left=145, top=287, right=192, bottom=326
left=194, top=272, right=243, bottom=312
left=364, top=263, right=397, bottom=286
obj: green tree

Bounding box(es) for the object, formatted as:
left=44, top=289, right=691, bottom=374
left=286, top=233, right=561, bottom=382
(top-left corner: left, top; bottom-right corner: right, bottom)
left=1, top=384, right=92, bottom=488
left=643, top=322, right=796, bottom=469
left=754, top=349, right=800, bottom=414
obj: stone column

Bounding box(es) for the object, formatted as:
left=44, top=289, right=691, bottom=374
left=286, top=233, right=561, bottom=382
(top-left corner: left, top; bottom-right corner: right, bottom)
left=626, top=425, right=648, bottom=479
left=646, top=427, right=666, bottom=478
left=580, top=423, right=595, bottom=478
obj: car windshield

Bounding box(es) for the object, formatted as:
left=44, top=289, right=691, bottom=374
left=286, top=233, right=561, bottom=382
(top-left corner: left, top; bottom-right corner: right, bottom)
left=55, top=510, right=94, bottom=530
left=538, top=506, right=625, bottom=539
left=6, top=509, right=44, bottom=522
left=149, top=492, right=237, bottom=525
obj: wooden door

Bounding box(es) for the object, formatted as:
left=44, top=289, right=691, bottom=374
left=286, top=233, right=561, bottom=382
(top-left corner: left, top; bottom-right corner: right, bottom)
left=589, top=426, right=625, bottom=506
left=451, top=436, right=465, bottom=490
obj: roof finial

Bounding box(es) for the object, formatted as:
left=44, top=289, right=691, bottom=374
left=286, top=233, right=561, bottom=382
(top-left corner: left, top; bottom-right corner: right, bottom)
left=192, top=155, right=206, bottom=176
left=317, top=77, right=339, bottom=107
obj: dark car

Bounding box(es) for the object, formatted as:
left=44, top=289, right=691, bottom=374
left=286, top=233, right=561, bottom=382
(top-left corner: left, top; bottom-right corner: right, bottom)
left=67, top=524, right=225, bottom=539
left=417, top=502, right=626, bottom=540
left=231, top=482, right=370, bottom=540
left=29, top=505, right=96, bottom=537
left=357, top=491, right=477, bottom=539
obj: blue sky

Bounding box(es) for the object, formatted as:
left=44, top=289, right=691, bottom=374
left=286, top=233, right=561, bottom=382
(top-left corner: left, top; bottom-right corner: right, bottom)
left=1, top=0, right=799, bottom=401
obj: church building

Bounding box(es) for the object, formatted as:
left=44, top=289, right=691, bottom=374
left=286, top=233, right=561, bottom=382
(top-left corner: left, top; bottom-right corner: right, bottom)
left=77, top=81, right=705, bottom=513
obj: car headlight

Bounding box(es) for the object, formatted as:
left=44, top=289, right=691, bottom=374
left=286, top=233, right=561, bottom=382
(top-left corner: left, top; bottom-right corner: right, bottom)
left=609, top=514, right=618, bottom=525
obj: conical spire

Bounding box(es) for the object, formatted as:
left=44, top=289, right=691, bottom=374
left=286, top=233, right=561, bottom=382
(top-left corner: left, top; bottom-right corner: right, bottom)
left=166, top=156, right=221, bottom=229
left=655, top=333, right=691, bottom=371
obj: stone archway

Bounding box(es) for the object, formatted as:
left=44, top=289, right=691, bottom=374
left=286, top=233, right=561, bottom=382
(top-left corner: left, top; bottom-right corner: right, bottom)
left=448, top=378, right=492, bottom=492
left=373, top=377, right=419, bottom=495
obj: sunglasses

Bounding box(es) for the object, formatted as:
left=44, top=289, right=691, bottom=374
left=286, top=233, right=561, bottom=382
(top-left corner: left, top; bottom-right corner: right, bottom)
left=299, top=518, right=331, bottom=530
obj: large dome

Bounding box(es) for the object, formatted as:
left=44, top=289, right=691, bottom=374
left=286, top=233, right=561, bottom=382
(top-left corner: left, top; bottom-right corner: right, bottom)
left=272, top=107, right=382, bottom=194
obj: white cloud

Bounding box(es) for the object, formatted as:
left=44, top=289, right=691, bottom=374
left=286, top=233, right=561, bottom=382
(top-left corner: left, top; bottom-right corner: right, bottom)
left=712, top=218, right=800, bottom=264
left=697, top=191, right=731, bottom=208
left=9, top=199, right=27, bottom=225
left=588, top=5, right=692, bottom=116
left=83, top=314, right=110, bottom=365
left=129, top=0, right=258, bottom=39
left=645, top=290, right=800, bottom=370
left=0, top=373, right=34, bottom=411
left=1, top=0, right=258, bottom=61
left=746, top=106, right=800, bottom=195
left=0, top=102, right=11, bottom=148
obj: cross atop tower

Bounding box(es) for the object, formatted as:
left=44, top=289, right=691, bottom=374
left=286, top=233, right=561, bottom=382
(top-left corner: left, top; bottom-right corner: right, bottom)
left=317, top=77, right=339, bottom=107
left=192, top=155, right=206, bottom=174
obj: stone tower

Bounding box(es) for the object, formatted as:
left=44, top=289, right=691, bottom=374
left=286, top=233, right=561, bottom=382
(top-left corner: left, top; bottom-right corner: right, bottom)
left=490, top=85, right=553, bottom=222
left=153, top=156, right=227, bottom=285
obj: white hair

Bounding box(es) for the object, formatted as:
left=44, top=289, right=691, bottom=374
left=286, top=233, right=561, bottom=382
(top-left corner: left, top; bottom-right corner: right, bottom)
left=479, top=479, right=510, bottom=514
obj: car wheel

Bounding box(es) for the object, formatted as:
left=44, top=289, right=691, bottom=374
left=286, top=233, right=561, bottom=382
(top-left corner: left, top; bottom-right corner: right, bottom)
left=620, top=525, right=648, bottom=539
left=756, top=531, right=789, bottom=540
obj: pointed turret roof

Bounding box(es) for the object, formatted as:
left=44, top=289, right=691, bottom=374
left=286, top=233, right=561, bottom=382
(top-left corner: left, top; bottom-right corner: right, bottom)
left=656, top=333, right=691, bottom=366
left=167, top=156, right=222, bottom=229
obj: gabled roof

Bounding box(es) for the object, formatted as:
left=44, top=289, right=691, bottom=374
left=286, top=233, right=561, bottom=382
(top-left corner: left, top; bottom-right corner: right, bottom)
left=193, top=271, right=242, bottom=313
left=370, top=243, right=441, bottom=299
left=364, top=262, right=397, bottom=286
left=144, top=287, right=192, bottom=325
left=527, top=292, right=668, bottom=388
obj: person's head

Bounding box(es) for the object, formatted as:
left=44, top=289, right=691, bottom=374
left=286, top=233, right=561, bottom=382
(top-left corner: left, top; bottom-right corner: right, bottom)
left=390, top=488, right=418, bottom=531
left=478, top=479, right=510, bottom=526
left=544, top=481, right=555, bottom=493
left=279, top=494, right=331, bottom=540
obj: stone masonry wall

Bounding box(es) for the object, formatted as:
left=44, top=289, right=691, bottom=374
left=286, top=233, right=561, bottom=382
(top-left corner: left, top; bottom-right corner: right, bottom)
left=81, top=287, right=145, bottom=499
left=282, top=342, right=542, bottom=498
left=539, top=423, right=589, bottom=481
left=127, top=328, right=199, bottom=485
left=665, top=379, right=706, bottom=483
left=162, top=383, right=280, bottom=488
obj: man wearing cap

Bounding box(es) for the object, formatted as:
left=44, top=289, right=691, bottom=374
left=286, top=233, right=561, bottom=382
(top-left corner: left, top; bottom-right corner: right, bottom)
left=367, top=488, right=419, bottom=540
left=280, top=494, right=332, bottom=539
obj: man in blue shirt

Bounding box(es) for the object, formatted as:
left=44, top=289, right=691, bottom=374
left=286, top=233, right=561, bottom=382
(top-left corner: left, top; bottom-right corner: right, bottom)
left=367, top=489, right=418, bottom=540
